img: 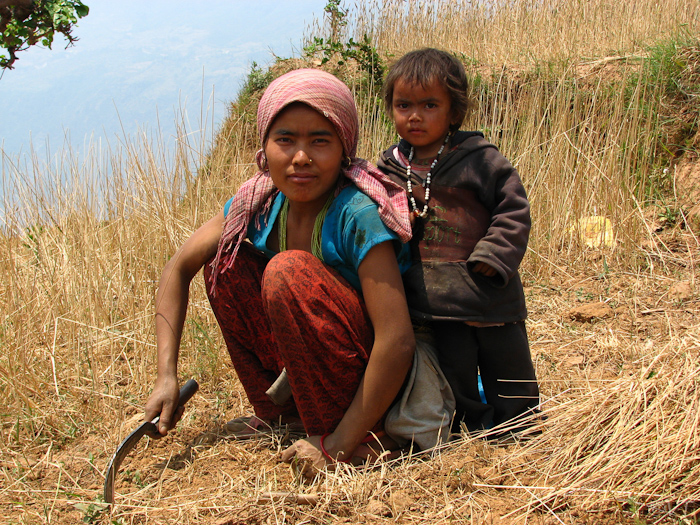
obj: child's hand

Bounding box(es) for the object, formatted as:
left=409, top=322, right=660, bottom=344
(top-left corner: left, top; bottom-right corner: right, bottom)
left=473, top=262, right=498, bottom=277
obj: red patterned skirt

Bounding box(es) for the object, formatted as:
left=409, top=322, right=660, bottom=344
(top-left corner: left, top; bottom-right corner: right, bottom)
left=204, top=243, right=373, bottom=435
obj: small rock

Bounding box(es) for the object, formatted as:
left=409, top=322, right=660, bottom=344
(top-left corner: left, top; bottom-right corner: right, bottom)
left=389, top=491, right=412, bottom=513
left=475, top=467, right=494, bottom=480
left=568, top=302, right=613, bottom=322
left=669, top=281, right=693, bottom=302
left=366, top=499, right=392, bottom=518
left=565, top=355, right=585, bottom=366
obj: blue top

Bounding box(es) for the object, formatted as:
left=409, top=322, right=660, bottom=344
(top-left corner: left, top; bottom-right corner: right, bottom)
left=224, top=185, right=410, bottom=291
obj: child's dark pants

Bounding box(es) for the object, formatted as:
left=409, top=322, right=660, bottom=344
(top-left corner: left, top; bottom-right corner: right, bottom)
left=432, top=320, right=539, bottom=432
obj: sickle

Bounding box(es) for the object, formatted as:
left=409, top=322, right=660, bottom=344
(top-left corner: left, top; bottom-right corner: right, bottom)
left=103, top=379, right=199, bottom=504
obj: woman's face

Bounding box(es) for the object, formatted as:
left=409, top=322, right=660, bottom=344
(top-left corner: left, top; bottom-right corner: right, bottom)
left=264, top=102, right=344, bottom=210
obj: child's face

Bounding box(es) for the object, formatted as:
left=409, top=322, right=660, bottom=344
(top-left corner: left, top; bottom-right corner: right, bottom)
left=391, top=77, right=454, bottom=159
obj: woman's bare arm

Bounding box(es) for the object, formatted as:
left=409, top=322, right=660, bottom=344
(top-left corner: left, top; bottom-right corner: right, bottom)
left=281, top=240, right=415, bottom=464
left=144, top=210, right=224, bottom=435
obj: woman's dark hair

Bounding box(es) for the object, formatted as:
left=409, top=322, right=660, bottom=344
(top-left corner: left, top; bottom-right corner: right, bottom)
left=383, top=48, right=469, bottom=131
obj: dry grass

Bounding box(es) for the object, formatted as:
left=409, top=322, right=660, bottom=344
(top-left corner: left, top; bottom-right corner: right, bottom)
left=1, top=0, right=700, bottom=523
left=3, top=223, right=698, bottom=523
left=350, top=0, right=700, bottom=67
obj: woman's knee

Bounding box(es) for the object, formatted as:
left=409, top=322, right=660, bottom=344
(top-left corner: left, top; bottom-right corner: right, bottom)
left=261, top=250, right=329, bottom=305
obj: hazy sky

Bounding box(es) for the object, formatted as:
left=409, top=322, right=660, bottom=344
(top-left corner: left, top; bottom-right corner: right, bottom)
left=0, top=0, right=327, bottom=160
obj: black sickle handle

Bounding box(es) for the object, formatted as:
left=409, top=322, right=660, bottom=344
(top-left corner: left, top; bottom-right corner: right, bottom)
left=177, top=378, right=199, bottom=408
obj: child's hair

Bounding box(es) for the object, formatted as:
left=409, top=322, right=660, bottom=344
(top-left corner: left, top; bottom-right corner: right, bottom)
left=383, top=48, right=469, bottom=131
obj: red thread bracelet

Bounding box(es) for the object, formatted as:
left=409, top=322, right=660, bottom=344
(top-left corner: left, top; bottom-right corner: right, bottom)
left=320, top=433, right=350, bottom=463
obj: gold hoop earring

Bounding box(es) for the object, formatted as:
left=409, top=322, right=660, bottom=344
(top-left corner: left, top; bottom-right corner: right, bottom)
left=259, top=152, right=268, bottom=171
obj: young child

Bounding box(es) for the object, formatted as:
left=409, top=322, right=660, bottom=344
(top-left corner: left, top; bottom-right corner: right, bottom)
left=377, top=48, right=540, bottom=433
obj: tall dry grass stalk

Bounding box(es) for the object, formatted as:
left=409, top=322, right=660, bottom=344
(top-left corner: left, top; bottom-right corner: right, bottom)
left=465, top=61, right=665, bottom=278
left=351, top=0, right=700, bottom=67
left=0, top=114, right=243, bottom=460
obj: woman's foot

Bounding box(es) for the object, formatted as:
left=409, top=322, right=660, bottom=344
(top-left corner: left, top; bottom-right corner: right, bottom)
left=349, top=431, right=403, bottom=465
left=224, top=415, right=305, bottom=440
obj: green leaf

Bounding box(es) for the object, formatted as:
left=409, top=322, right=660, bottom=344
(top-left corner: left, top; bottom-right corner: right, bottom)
left=75, top=4, right=90, bottom=18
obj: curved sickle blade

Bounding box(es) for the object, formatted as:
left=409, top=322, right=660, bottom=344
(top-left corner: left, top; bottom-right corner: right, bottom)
left=104, top=420, right=158, bottom=503
left=104, top=379, right=199, bottom=504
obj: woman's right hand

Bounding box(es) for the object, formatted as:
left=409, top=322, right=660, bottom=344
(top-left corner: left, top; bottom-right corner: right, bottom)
left=144, top=375, right=182, bottom=436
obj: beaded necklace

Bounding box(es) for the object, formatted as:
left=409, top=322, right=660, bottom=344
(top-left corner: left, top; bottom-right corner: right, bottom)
left=278, top=191, right=335, bottom=260
left=406, top=132, right=450, bottom=219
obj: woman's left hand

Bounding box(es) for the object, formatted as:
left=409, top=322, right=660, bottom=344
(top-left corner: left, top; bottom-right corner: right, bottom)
left=280, top=435, right=332, bottom=478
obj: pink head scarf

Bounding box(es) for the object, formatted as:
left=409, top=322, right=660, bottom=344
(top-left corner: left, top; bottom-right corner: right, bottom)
left=210, top=68, right=411, bottom=288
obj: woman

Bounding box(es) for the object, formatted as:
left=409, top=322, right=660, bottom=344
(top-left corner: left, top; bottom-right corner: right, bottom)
left=144, top=69, right=415, bottom=468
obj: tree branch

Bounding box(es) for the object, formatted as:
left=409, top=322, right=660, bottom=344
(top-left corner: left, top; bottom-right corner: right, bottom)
left=0, top=0, right=34, bottom=9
